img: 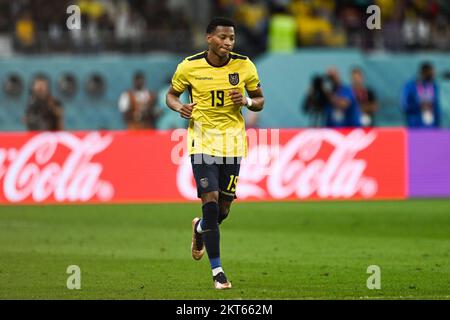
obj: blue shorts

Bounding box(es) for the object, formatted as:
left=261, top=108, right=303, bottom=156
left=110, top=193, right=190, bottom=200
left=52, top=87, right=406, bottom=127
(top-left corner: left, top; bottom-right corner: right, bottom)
left=190, top=154, right=241, bottom=201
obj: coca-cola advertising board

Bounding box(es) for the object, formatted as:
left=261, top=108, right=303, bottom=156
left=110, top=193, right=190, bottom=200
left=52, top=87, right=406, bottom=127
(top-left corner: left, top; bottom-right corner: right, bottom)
left=0, top=128, right=406, bottom=205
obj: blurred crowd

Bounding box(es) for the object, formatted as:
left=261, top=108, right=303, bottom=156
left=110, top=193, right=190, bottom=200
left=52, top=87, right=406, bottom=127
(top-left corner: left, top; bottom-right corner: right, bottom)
left=215, top=0, right=450, bottom=55
left=0, top=0, right=449, bottom=55
left=2, top=0, right=193, bottom=53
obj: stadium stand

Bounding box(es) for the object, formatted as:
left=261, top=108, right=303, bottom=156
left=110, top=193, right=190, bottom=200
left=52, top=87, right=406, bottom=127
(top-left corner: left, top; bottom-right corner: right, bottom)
left=0, top=0, right=448, bottom=55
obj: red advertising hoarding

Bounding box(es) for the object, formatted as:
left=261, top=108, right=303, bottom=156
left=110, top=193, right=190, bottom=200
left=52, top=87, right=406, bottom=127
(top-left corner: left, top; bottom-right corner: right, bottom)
left=0, top=128, right=407, bottom=205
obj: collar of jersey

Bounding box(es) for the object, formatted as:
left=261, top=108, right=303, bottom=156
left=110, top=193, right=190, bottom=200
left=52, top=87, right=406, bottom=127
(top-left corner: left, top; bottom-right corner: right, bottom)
left=204, top=51, right=231, bottom=68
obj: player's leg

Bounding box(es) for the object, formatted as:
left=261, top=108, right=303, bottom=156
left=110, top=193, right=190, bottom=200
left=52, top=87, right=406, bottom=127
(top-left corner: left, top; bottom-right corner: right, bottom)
left=196, top=156, right=241, bottom=289
left=191, top=154, right=231, bottom=289
left=199, top=193, right=232, bottom=290
left=190, top=154, right=219, bottom=261
left=199, top=191, right=222, bottom=279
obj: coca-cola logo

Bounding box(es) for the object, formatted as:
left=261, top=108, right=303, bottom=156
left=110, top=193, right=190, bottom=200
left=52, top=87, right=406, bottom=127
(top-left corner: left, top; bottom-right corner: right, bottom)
left=177, top=129, right=378, bottom=200
left=0, top=132, right=114, bottom=203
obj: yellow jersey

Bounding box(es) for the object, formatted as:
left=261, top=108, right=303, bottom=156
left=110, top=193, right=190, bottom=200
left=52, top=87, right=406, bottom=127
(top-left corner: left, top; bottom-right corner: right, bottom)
left=171, top=51, right=261, bottom=157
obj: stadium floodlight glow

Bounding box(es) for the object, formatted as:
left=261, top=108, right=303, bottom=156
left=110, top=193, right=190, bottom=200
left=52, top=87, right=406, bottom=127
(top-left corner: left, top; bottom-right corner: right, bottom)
left=3, top=73, right=24, bottom=98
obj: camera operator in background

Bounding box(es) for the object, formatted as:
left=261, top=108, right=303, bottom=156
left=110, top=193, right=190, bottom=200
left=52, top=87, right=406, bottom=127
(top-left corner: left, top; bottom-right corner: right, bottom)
left=24, top=75, right=63, bottom=131
left=302, top=75, right=330, bottom=127
left=323, top=68, right=361, bottom=128
left=303, top=68, right=361, bottom=128
left=351, top=67, right=378, bottom=127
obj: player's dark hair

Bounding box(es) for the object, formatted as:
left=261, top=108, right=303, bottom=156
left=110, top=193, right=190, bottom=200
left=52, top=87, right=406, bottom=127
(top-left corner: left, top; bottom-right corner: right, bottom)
left=206, top=17, right=235, bottom=34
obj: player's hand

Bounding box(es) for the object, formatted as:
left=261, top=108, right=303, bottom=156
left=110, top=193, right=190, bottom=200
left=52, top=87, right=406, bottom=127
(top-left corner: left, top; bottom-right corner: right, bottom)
left=229, top=90, right=246, bottom=106
left=178, top=102, right=196, bottom=119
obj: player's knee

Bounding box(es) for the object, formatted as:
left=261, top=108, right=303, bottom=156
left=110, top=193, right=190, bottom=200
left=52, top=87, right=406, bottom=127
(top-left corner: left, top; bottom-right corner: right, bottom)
left=202, top=201, right=219, bottom=230
left=201, top=191, right=219, bottom=204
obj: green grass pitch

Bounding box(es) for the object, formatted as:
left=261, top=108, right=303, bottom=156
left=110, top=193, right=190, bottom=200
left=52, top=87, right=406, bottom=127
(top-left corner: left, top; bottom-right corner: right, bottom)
left=0, top=200, right=449, bottom=299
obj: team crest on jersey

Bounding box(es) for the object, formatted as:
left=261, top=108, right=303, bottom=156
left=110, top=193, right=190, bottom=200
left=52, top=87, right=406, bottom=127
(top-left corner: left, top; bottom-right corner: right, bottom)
left=200, top=178, right=209, bottom=188
left=228, top=73, right=240, bottom=86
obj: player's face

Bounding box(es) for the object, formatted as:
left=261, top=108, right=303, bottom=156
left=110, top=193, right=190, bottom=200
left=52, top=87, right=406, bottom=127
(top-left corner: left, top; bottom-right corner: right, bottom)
left=207, top=26, right=235, bottom=58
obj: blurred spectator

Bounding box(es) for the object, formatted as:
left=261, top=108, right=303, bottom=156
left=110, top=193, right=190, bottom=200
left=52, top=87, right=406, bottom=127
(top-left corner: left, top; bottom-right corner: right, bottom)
left=401, top=62, right=441, bottom=128
left=293, top=0, right=345, bottom=47
left=431, top=9, right=450, bottom=51
left=118, top=72, right=160, bottom=130
left=267, top=5, right=296, bottom=53
left=402, top=10, right=431, bottom=50
left=324, top=68, right=361, bottom=128
left=336, top=1, right=366, bottom=48
left=234, top=0, right=269, bottom=55
left=0, top=1, right=11, bottom=32
left=115, top=4, right=146, bottom=43
left=75, top=0, right=109, bottom=51
left=78, top=0, right=106, bottom=21
left=15, top=10, right=36, bottom=51
left=296, top=7, right=331, bottom=46
left=351, top=67, right=378, bottom=127
left=24, top=75, right=63, bottom=131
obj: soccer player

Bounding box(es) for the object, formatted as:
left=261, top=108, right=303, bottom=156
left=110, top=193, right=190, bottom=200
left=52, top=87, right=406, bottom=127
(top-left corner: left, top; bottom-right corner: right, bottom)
left=166, top=17, right=264, bottom=290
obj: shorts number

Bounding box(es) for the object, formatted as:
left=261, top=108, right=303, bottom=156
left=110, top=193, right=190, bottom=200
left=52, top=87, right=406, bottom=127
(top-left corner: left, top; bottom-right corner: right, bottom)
left=226, top=175, right=239, bottom=192
left=211, top=90, right=225, bottom=107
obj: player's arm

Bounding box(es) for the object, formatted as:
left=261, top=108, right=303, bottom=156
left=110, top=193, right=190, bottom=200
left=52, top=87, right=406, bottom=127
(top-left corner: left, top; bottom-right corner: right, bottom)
left=246, top=88, right=264, bottom=112
left=228, top=88, right=264, bottom=112
left=166, top=85, right=197, bottom=119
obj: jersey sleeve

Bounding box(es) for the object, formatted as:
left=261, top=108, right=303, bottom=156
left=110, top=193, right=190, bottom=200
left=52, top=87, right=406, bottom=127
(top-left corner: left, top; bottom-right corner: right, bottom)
left=245, top=59, right=261, bottom=92
left=171, top=61, right=190, bottom=94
